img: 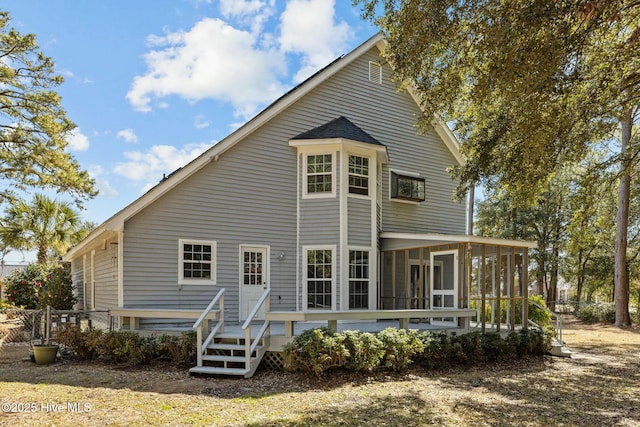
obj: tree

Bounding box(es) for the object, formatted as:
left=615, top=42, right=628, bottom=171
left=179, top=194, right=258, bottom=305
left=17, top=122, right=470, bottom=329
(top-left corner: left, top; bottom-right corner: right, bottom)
left=358, top=0, right=639, bottom=326
left=0, top=10, right=96, bottom=206
left=1, top=193, right=92, bottom=263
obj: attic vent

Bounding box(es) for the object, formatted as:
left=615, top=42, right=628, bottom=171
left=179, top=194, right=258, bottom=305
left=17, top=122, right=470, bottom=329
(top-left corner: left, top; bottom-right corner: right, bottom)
left=369, top=61, right=382, bottom=84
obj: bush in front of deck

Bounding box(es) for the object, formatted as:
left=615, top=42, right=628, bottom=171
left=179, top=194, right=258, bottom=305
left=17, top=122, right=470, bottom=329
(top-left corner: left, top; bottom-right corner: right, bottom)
left=284, top=327, right=554, bottom=376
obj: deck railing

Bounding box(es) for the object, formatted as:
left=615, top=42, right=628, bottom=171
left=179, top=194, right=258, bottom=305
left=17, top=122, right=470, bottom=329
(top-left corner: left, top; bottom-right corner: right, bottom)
left=241, top=288, right=270, bottom=370
left=193, top=288, right=225, bottom=367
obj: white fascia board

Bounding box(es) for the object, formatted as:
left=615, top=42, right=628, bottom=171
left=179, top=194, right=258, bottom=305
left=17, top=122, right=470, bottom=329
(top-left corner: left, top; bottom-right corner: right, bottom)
left=380, top=232, right=537, bottom=250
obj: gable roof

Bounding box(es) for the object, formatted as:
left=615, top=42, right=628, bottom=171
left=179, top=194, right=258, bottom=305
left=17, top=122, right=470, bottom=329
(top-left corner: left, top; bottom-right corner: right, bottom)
left=64, top=33, right=463, bottom=260
left=292, top=116, right=384, bottom=146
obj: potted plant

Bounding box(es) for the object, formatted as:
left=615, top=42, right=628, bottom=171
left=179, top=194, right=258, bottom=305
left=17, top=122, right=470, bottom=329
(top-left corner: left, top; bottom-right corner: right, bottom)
left=32, top=306, right=59, bottom=365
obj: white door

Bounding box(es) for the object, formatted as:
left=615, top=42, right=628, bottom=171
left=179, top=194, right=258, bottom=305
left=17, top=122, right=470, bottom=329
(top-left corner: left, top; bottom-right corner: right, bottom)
left=240, top=246, right=269, bottom=321
left=430, top=250, right=458, bottom=327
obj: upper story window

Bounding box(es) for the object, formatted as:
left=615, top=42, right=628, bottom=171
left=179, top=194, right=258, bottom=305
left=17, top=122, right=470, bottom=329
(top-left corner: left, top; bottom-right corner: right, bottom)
left=306, top=154, right=333, bottom=195
left=348, top=155, right=369, bottom=196
left=391, top=171, right=426, bottom=202
left=179, top=239, right=216, bottom=285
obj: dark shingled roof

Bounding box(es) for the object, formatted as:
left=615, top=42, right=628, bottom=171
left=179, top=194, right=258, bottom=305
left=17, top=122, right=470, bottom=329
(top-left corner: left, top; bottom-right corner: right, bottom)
left=292, top=116, right=385, bottom=146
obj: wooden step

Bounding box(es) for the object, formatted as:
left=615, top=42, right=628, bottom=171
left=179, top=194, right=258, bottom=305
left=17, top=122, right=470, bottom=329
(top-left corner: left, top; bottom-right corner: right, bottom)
left=202, top=354, right=257, bottom=363
left=189, top=366, right=249, bottom=376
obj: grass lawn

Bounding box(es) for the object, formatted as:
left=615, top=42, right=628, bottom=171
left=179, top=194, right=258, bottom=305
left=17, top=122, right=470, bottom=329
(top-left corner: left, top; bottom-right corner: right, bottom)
left=0, top=316, right=639, bottom=426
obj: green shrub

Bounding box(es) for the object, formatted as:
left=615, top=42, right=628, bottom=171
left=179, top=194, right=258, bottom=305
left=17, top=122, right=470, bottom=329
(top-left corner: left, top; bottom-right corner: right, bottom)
left=56, top=324, right=103, bottom=360
left=577, top=303, right=616, bottom=324
left=480, top=332, right=509, bottom=362
left=39, top=264, right=76, bottom=310
left=341, top=330, right=384, bottom=371
left=450, top=332, right=483, bottom=365
left=519, top=329, right=552, bottom=355
left=57, top=327, right=196, bottom=366
left=3, top=263, right=76, bottom=310
left=157, top=332, right=197, bottom=366
left=377, top=328, right=424, bottom=370
left=418, top=331, right=451, bottom=369
left=283, top=328, right=349, bottom=376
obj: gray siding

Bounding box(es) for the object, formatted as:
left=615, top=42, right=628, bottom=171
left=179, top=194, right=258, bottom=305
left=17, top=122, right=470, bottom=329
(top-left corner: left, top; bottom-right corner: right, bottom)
left=71, top=259, right=84, bottom=310
left=93, top=239, right=118, bottom=309
left=347, top=197, right=372, bottom=247
left=119, top=44, right=465, bottom=321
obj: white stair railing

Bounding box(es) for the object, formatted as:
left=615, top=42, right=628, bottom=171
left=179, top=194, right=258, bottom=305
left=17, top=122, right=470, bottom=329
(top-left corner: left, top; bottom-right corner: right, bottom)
left=241, top=289, right=271, bottom=373
left=192, top=288, right=225, bottom=368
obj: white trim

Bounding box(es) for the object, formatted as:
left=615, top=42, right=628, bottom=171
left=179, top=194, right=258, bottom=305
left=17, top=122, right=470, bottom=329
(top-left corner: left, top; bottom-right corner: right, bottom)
left=430, top=249, right=459, bottom=327
left=90, top=250, right=96, bottom=309
left=295, top=153, right=301, bottom=312
left=303, top=245, right=337, bottom=311
left=339, top=148, right=348, bottom=310
left=371, top=160, right=379, bottom=310
left=346, top=246, right=373, bottom=310
left=178, top=239, right=217, bottom=286
left=347, top=153, right=372, bottom=200
left=302, top=151, right=337, bottom=199
left=238, top=244, right=270, bottom=321
left=389, top=169, right=426, bottom=203
left=82, top=254, right=87, bottom=309
left=117, top=231, right=124, bottom=307
left=381, top=232, right=537, bottom=250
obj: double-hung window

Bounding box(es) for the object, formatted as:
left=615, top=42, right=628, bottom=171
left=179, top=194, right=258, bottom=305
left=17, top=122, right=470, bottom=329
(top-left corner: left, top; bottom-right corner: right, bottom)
left=349, top=250, right=369, bottom=309
left=390, top=171, right=425, bottom=202
left=348, top=155, right=369, bottom=196
left=306, top=154, right=333, bottom=195
left=306, top=248, right=332, bottom=309
left=179, top=239, right=216, bottom=285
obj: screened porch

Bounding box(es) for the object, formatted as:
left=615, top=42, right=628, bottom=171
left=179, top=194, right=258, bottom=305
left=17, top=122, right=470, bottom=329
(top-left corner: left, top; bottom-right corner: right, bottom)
left=379, top=233, right=537, bottom=332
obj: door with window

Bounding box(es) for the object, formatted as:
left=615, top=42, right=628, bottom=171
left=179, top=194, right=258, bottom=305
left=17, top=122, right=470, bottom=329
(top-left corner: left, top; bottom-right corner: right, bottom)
left=430, top=250, right=458, bottom=327
left=240, top=246, right=269, bottom=321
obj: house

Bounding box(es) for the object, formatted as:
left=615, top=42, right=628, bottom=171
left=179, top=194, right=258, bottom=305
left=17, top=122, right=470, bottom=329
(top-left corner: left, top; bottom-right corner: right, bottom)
left=63, top=34, right=536, bottom=377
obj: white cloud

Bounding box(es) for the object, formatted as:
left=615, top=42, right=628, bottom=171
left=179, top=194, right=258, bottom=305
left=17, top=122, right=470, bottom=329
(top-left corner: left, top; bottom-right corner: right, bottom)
left=117, top=128, right=139, bottom=144
left=280, top=0, right=354, bottom=82
left=126, top=18, right=287, bottom=119
left=67, top=128, right=90, bottom=151
left=88, top=165, right=119, bottom=198
left=194, top=115, right=210, bottom=129
left=113, top=143, right=211, bottom=191
left=220, top=0, right=276, bottom=33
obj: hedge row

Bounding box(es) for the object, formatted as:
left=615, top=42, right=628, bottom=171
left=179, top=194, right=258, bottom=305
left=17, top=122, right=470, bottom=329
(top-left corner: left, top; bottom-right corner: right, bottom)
left=283, top=327, right=552, bottom=376
left=56, top=325, right=196, bottom=366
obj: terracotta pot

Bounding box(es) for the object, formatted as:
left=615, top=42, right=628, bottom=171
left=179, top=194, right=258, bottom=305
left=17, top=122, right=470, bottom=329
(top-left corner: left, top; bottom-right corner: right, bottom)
left=32, top=344, right=58, bottom=365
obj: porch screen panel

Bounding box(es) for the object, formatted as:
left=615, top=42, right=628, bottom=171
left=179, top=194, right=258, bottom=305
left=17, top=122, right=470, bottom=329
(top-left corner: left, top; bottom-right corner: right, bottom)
left=307, top=249, right=332, bottom=309
left=349, top=250, right=369, bottom=309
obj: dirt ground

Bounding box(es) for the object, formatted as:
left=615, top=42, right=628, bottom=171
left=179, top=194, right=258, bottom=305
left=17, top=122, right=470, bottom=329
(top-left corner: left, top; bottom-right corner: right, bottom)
left=0, top=316, right=638, bottom=426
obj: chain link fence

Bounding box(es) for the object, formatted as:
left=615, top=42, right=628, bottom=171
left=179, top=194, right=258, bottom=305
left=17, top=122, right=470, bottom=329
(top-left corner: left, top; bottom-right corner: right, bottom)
left=0, top=308, right=112, bottom=353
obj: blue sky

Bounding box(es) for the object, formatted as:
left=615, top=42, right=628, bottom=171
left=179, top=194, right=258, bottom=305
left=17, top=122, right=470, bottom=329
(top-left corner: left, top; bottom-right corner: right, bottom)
left=3, top=1, right=378, bottom=263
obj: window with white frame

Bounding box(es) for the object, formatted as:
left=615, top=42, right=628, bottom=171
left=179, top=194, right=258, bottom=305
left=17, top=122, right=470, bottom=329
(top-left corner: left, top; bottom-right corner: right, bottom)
left=306, top=248, right=332, bottom=309
left=390, top=171, right=426, bottom=202
left=349, top=250, right=369, bottom=309
left=306, top=154, right=333, bottom=195
left=179, top=239, right=216, bottom=285
left=348, top=155, right=369, bottom=195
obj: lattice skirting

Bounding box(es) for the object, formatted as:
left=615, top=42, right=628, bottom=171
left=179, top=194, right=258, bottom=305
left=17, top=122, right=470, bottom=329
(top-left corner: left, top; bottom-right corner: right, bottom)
left=260, top=351, right=284, bottom=370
